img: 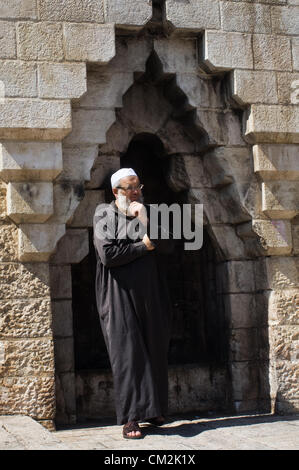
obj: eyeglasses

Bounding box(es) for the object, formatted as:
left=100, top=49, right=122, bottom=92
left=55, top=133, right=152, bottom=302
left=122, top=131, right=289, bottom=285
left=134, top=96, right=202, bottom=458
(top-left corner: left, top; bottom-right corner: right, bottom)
left=117, top=184, right=144, bottom=192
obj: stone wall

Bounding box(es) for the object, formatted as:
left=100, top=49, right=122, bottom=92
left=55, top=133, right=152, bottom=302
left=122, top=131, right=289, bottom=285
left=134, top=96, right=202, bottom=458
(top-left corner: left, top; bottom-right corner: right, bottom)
left=0, top=0, right=298, bottom=428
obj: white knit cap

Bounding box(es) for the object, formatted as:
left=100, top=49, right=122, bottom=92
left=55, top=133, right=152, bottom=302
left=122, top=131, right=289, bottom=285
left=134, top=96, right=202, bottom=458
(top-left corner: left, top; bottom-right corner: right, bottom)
left=110, top=168, right=138, bottom=188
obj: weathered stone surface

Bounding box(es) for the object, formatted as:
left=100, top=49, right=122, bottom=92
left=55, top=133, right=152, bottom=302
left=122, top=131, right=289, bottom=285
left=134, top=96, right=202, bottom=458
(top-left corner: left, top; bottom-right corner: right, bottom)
left=39, top=0, right=104, bottom=22
left=221, top=2, right=271, bottom=33
left=70, top=190, right=105, bottom=227
left=277, top=72, right=299, bottom=105
left=224, top=293, right=258, bottom=329
left=230, top=361, right=259, bottom=401
left=245, top=105, right=299, bottom=144
left=74, top=71, right=133, bottom=108
left=107, top=36, right=151, bottom=73
left=86, top=155, right=120, bottom=189
left=0, top=223, right=18, bottom=261
left=269, top=288, right=299, bottom=326
left=0, top=262, right=50, bottom=299
left=0, top=339, right=54, bottom=376
left=293, top=225, right=299, bottom=255
left=49, top=265, right=72, bottom=300
left=0, top=0, right=37, bottom=19
left=49, top=181, right=84, bottom=225
left=202, top=30, right=253, bottom=72
left=17, top=22, right=64, bottom=61
left=63, top=108, right=115, bottom=145
left=54, top=338, right=75, bottom=373
left=210, top=224, right=246, bottom=260
left=229, top=328, right=259, bottom=361
left=230, top=70, right=278, bottom=106
left=271, top=6, right=299, bottom=35
left=7, top=182, right=53, bottom=224
left=0, top=375, right=55, bottom=419
left=253, top=144, right=299, bottom=180
left=166, top=0, right=220, bottom=31
left=38, top=63, right=87, bottom=99
left=0, top=61, right=37, bottom=98
left=0, top=99, right=72, bottom=140
left=266, top=256, right=299, bottom=290
left=104, top=0, right=152, bottom=28
left=51, top=300, right=73, bottom=338
left=203, top=147, right=253, bottom=187
left=175, top=73, right=223, bottom=109
left=0, top=141, right=63, bottom=182
left=154, top=38, right=198, bottom=74
left=0, top=182, right=6, bottom=220
left=216, top=260, right=255, bottom=294
left=0, top=298, right=52, bottom=338
left=0, top=21, right=16, bottom=59
left=262, top=181, right=299, bottom=219
left=292, top=38, right=299, bottom=71
left=18, top=223, right=66, bottom=262
left=50, top=229, right=89, bottom=264
left=196, top=108, right=245, bottom=146
left=252, top=219, right=292, bottom=255
left=63, top=23, right=115, bottom=63
left=253, top=34, right=292, bottom=71
left=58, top=145, right=98, bottom=182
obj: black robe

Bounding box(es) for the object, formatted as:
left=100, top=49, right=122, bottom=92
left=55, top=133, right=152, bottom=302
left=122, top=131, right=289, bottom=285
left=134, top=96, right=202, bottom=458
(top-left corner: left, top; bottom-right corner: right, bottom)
left=93, top=201, right=173, bottom=425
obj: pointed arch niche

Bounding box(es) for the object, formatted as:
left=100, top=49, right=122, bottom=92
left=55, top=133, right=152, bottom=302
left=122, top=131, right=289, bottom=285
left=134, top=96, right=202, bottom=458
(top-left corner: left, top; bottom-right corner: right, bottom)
left=50, top=35, right=271, bottom=426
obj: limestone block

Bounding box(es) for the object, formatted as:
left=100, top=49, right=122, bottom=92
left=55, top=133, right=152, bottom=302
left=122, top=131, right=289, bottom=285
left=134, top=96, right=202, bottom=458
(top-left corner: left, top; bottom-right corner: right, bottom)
left=0, top=21, right=16, bottom=59
left=253, top=34, right=292, bottom=71
left=196, top=109, right=245, bottom=146
left=252, top=219, right=292, bottom=255
left=50, top=229, right=89, bottom=264
left=0, top=141, right=63, bottom=182
left=17, top=22, right=64, bottom=61
left=104, top=0, right=152, bottom=28
left=202, top=30, right=253, bottom=72
left=245, top=105, right=299, bottom=144
left=253, top=144, right=299, bottom=180
left=39, top=0, right=104, bottom=22
left=63, top=108, right=115, bottom=145
left=51, top=300, right=73, bottom=338
left=216, top=260, right=255, bottom=294
left=229, top=328, right=259, bottom=361
left=0, top=61, right=37, bottom=98
left=54, top=338, right=75, bottom=373
left=0, top=262, right=50, bottom=300
left=49, top=265, right=72, bottom=300
left=293, top=225, right=299, bottom=254
left=276, top=72, right=299, bottom=105
left=183, top=155, right=211, bottom=188
left=165, top=0, right=220, bottom=31
left=292, top=38, right=299, bottom=71
left=63, top=23, right=115, bottom=63
left=0, top=223, right=18, bottom=261
left=210, top=224, right=246, bottom=260
left=58, top=146, right=97, bottom=183
left=0, top=99, right=72, bottom=140
left=220, top=2, right=271, bottom=33
left=266, top=256, right=299, bottom=290
left=0, top=339, right=54, bottom=376
left=273, top=359, right=299, bottom=411
left=18, top=223, right=66, bottom=262
left=0, top=375, right=55, bottom=419
left=0, top=0, right=37, bottom=19
left=154, top=38, right=198, bottom=74
left=262, top=181, right=299, bottom=219
left=230, top=361, right=259, bottom=401
left=224, top=293, right=257, bottom=329
left=74, top=71, right=133, bottom=108
left=49, top=181, right=85, bottom=225
left=107, top=37, right=151, bottom=73
left=271, top=6, right=299, bottom=35
left=269, top=288, right=299, bottom=326
left=175, top=73, right=223, bottom=109
left=70, top=190, right=105, bottom=227
left=38, top=63, right=87, bottom=99
left=0, top=298, right=52, bottom=338
left=0, top=182, right=6, bottom=220
left=86, top=155, right=120, bottom=189
left=7, top=182, right=53, bottom=224
left=269, top=325, right=299, bottom=363
left=203, top=147, right=253, bottom=188
left=230, top=70, right=278, bottom=106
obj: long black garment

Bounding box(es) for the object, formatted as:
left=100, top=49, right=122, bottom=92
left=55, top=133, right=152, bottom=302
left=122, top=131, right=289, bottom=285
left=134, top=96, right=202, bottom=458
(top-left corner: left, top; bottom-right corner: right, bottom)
left=93, top=201, right=173, bottom=425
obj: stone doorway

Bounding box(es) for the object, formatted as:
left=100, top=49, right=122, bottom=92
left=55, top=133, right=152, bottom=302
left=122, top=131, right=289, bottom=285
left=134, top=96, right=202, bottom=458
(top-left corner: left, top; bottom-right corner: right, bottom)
left=51, top=35, right=271, bottom=426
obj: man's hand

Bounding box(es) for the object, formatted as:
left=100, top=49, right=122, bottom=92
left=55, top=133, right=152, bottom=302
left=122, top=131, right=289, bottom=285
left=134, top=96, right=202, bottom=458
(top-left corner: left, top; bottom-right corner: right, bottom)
left=142, top=233, right=155, bottom=251
left=127, top=201, right=148, bottom=226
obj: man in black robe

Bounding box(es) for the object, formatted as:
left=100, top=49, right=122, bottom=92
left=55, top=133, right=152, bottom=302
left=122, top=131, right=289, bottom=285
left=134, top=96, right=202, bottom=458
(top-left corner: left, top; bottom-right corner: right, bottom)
left=93, top=168, right=173, bottom=439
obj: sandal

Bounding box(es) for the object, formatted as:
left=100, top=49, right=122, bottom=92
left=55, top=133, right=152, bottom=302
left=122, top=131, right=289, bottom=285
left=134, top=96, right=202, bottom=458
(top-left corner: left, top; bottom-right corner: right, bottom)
left=123, top=421, right=144, bottom=440
left=147, top=416, right=165, bottom=426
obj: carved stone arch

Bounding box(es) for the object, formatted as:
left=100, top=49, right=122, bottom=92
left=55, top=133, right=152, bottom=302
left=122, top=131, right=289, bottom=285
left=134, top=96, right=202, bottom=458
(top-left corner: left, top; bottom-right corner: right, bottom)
left=50, top=34, right=274, bottom=425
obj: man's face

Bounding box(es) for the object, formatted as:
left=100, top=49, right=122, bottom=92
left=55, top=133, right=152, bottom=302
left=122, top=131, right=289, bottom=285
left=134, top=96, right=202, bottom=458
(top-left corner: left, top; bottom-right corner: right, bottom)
left=113, top=176, right=143, bottom=203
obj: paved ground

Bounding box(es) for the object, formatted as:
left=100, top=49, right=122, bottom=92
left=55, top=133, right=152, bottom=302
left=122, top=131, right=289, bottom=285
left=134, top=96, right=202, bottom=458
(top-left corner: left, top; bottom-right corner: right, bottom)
left=1, top=412, right=298, bottom=450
